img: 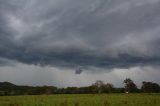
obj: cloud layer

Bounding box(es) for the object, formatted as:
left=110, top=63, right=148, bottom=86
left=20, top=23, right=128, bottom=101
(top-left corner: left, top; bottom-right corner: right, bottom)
left=0, top=61, right=160, bottom=87
left=1, top=0, right=160, bottom=70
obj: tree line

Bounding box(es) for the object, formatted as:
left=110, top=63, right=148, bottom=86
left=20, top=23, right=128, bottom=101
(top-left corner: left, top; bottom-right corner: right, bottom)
left=0, top=78, right=160, bottom=96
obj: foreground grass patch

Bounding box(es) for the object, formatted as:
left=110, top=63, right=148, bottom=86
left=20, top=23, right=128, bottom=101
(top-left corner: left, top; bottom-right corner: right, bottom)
left=0, top=94, right=160, bottom=106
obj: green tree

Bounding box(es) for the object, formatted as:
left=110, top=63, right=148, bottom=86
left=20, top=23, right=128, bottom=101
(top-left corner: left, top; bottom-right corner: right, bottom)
left=141, top=81, right=160, bottom=93
left=101, top=83, right=114, bottom=93
left=123, top=78, right=138, bottom=93
left=92, top=80, right=105, bottom=93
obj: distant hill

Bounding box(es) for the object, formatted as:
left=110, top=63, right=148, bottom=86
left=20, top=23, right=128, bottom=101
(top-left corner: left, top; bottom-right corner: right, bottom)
left=0, top=81, right=159, bottom=96
left=0, top=82, right=16, bottom=87
left=0, top=82, right=17, bottom=90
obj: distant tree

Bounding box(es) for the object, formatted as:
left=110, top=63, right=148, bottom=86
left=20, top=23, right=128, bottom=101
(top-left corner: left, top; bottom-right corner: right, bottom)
left=97, top=83, right=114, bottom=93
left=92, top=80, right=105, bottom=93
left=112, top=88, right=125, bottom=93
left=104, top=83, right=114, bottom=93
left=94, top=80, right=104, bottom=88
left=123, top=78, right=138, bottom=93
left=91, top=81, right=114, bottom=93
left=141, top=81, right=160, bottom=93
left=65, top=87, right=79, bottom=94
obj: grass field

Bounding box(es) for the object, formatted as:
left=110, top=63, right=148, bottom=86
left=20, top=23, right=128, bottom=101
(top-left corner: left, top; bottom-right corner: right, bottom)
left=0, top=94, right=160, bottom=106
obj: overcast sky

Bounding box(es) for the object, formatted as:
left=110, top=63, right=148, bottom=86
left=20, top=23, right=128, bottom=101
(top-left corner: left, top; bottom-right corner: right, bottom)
left=0, top=0, right=160, bottom=87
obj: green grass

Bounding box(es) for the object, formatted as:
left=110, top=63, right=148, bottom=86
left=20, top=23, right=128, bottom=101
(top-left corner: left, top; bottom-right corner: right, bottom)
left=0, top=94, right=160, bottom=106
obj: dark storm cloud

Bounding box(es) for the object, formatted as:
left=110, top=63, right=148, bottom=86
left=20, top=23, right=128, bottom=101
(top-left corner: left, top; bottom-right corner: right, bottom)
left=0, top=58, right=15, bottom=66
left=75, top=67, right=83, bottom=74
left=0, top=0, right=160, bottom=69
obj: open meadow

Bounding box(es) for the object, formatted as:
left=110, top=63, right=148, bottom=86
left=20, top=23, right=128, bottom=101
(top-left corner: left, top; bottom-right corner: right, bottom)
left=0, top=94, right=160, bottom=106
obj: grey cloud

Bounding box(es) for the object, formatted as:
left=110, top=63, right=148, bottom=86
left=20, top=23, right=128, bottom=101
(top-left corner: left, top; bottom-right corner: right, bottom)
left=75, top=67, right=83, bottom=74
left=0, top=58, right=16, bottom=66
left=0, top=62, right=159, bottom=87
left=0, top=0, right=160, bottom=70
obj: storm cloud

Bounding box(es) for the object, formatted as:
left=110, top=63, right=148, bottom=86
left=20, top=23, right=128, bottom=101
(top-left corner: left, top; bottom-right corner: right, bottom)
left=0, top=0, right=160, bottom=86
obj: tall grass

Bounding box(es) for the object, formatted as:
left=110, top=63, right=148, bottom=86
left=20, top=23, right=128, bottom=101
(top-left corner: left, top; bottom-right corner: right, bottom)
left=0, top=94, right=159, bottom=106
